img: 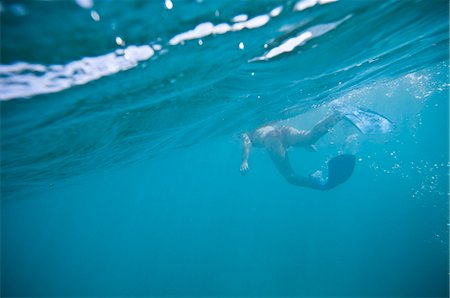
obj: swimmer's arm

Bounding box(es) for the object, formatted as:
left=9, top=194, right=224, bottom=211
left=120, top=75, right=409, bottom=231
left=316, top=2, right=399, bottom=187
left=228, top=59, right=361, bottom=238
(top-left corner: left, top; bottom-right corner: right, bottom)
left=240, top=133, right=252, bottom=173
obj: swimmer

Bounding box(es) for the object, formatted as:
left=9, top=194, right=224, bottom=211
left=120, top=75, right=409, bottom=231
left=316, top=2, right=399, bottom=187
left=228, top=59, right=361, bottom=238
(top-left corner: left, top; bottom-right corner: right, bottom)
left=240, top=112, right=356, bottom=190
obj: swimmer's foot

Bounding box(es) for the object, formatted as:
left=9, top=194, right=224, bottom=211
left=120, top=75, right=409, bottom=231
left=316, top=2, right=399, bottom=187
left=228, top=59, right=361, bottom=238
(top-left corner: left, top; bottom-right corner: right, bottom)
left=310, top=170, right=326, bottom=186
left=332, top=109, right=345, bottom=121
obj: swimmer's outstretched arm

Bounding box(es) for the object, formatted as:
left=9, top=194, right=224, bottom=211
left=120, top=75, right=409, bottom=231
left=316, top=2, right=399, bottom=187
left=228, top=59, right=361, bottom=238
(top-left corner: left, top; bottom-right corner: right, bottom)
left=240, top=133, right=252, bottom=173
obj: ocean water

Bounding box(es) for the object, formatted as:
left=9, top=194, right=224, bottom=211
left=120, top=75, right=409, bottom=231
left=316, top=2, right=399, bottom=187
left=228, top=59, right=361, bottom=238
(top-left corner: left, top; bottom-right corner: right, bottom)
left=1, top=0, right=449, bottom=296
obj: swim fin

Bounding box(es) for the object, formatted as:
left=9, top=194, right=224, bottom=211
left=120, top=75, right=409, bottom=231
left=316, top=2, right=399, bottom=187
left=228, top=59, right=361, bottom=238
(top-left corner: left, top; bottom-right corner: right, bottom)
left=337, top=106, right=395, bottom=134
left=309, top=154, right=356, bottom=190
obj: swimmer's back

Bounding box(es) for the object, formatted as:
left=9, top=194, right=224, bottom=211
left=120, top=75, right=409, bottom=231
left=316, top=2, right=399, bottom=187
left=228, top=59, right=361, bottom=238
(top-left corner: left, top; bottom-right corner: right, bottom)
left=249, top=126, right=279, bottom=147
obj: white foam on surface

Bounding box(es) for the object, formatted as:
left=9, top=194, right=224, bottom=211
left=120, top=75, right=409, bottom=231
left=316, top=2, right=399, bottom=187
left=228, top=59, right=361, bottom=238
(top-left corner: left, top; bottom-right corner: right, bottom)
left=2, top=4, right=285, bottom=100
left=252, top=15, right=351, bottom=61
left=232, top=14, right=248, bottom=22
left=75, top=0, right=93, bottom=9
left=169, top=8, right=278, bottom=45
left=232, top=15, right=270, bottom=30
left=294, top=0, right=337, bottom=11
left=169, top=22, right=214, bottom=45
left=270, top=6, right=283, bottom=17
left=294, top=0, right=317, bottom=11
left=0, top=45, right=154, bottom=100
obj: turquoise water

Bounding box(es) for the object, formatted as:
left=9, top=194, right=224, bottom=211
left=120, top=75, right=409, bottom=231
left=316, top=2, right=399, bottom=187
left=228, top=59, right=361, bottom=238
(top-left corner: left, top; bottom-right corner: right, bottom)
left=1, top=0, right=449, bottom=296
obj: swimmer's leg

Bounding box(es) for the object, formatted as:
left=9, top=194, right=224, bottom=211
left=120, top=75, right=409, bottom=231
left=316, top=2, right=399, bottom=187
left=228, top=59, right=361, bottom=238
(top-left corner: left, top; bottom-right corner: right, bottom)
left=268, top=150, right=355, bottom=190
left=265, top=140, right=318, bottom=189
left=303, top=112, right=342, bottom=145
left=266, top=135, right=355, bottom=190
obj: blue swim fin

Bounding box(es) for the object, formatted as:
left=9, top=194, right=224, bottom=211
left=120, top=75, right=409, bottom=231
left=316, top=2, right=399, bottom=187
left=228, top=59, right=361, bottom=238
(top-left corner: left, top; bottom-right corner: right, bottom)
left=337, top=106, right=395, bottom=134
left=309, top=154, right=356, bottom=190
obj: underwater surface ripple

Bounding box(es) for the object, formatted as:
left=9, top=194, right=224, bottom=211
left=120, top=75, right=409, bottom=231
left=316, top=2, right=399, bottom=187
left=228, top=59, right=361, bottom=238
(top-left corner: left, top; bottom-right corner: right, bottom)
left=1, top=0, right=449, bottom=297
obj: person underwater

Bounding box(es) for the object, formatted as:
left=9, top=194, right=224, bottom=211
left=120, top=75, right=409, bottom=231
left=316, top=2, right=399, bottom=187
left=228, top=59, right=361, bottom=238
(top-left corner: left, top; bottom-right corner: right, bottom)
left=240, top=107, right=394, bottom=190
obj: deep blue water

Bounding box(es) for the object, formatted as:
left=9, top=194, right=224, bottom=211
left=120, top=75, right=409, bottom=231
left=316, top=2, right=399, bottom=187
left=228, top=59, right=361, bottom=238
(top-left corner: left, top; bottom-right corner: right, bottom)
left=1, top=0, right=449, bottom=296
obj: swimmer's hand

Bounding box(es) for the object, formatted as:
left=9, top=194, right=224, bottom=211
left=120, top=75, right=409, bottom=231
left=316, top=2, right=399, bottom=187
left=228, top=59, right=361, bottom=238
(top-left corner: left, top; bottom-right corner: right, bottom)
left=240, top=161, right=249, bottom=175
